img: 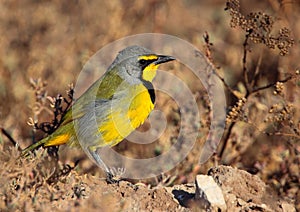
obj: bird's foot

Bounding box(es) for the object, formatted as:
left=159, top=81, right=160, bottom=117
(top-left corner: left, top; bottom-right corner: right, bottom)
left=105, top=167, right=126, bottom=184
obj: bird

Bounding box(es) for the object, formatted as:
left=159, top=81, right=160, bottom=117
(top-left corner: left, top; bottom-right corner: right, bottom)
left=21, top=45, right=175, bottom=181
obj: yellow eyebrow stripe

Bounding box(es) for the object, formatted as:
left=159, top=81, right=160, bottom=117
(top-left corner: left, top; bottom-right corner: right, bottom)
left=138, top=55, right=158, bottom=60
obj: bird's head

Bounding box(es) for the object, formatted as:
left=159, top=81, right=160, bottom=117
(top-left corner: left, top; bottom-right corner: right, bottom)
left=111, top=45, right=175, bottom=83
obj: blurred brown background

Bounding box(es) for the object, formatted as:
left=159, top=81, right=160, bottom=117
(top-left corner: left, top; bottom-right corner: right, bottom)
left=0, top=0, right=299, bottom=204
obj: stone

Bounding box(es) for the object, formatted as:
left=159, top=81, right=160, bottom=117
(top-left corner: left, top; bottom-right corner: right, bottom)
left=195, top=175, right=227, bottom=211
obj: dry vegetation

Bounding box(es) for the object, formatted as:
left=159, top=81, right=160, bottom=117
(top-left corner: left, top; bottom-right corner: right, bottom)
left=0, top=0, right=299, bottom=210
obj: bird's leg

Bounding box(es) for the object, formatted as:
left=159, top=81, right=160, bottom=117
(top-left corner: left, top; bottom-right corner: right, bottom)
left=88, top=147, right=122, bottom=184
left=88, top=147, right=110, bottom=173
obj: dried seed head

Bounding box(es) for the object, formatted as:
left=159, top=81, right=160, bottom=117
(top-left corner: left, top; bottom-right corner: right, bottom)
left=225, top=0, right=294, bottom=55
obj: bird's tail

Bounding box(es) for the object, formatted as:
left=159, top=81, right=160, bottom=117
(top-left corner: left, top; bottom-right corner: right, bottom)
left=21, top=136, right=49, bottom=157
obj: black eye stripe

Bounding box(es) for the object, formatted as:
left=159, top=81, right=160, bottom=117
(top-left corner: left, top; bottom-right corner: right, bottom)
left=139, top=59, right=157, bottom=69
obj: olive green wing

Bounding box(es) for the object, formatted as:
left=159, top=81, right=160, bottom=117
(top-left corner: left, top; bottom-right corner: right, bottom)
left=60, top=69, right=124, bottom=126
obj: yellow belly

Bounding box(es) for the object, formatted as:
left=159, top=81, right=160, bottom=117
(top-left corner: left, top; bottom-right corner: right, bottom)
left=98, top=84, right=154, bottom=146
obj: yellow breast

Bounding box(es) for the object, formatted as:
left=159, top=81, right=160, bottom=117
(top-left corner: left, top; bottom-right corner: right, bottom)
left=127, top=84, right=154, bottom=129
left=98, top=83, right=154, bottom=146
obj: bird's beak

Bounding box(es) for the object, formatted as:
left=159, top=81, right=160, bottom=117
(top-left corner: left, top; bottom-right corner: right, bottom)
left=154, top=55, right=176, bottom=65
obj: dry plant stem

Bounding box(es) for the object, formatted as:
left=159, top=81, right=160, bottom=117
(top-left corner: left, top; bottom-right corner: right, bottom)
left=219, top=74, right=296, bottom=160
left=203, top=32, right=213, bottom=61
left=202, top=32, right=239, bottom=161
left=247, top=120, right=300, bottom=139
left=217, top=45, right=295, bottom=160
left=0, top=127, right=22, bottom=151
left=213, top=69, right=237, bottom=96
left=251, top=75, right=293, bottom=94
left=46, top=163, right=76, bottom=184
left=251, top=52, right=263, bottom=88
left=218, top=122, right=235, bottom=161
left=24, top=83, right=75, bottom=159
left=202, top=32, right=239, bottom=160
left=202, top=33, right=238, bottom=97
left=265, top=132, right=300, bottom=139
left=218, top=74, right=295, bottom=159
left=243, top=33, right=251, bottom=94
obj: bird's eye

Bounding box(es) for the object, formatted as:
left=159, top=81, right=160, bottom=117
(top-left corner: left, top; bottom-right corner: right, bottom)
left=139, top=59, right=147, bottom=65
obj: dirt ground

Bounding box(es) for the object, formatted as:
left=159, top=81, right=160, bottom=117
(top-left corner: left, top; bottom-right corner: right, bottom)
left=0, top=0, right=299, bottom=211
left=0, top=151, right=296, bottom=211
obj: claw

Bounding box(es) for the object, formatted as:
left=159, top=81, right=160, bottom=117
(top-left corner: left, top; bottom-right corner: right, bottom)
left=105, top=171, right=120, bottom=184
